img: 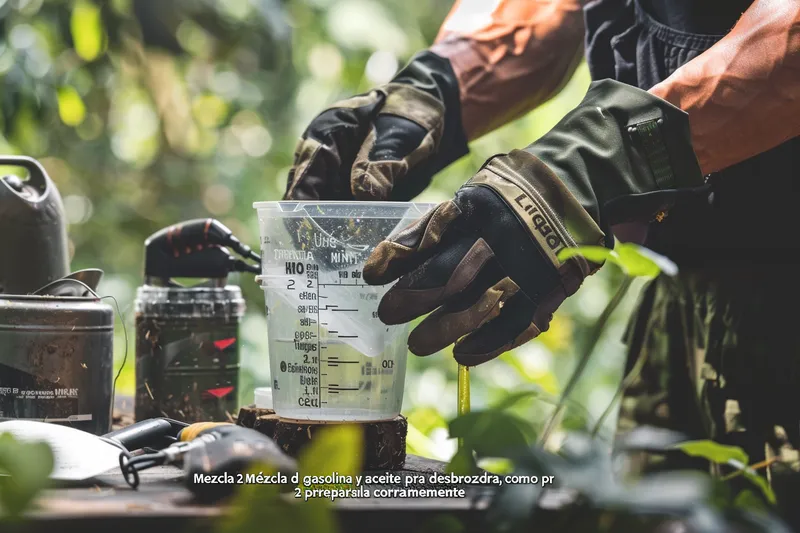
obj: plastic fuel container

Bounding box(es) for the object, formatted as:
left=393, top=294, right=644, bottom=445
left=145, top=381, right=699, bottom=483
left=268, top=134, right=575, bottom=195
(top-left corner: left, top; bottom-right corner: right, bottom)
left=255, top=201, right=434, bottom=422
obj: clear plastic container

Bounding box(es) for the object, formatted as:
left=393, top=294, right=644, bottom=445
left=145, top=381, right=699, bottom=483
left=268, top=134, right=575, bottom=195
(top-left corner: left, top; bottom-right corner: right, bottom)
left=254, top=201, right=434, bottom=422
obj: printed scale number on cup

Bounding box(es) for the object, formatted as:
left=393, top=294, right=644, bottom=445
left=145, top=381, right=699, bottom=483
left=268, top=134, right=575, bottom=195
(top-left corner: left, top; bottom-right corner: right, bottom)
left=258, top=214, right=404, bottom=410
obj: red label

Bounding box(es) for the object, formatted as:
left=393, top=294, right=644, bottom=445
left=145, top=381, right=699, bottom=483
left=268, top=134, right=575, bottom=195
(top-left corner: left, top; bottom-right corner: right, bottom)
left=204, top=386, right=235, bottom=399
left=213, top=338, right=236, bottom=351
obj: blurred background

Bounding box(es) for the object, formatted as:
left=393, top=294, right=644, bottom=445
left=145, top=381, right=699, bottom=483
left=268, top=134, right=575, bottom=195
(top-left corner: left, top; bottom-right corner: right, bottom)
left=0, top=0, right=645, bottom=460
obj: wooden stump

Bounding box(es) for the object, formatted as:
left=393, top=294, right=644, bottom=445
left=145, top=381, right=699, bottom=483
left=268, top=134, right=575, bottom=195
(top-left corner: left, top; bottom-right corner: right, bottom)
left=237, top=406, right=407, bottom=470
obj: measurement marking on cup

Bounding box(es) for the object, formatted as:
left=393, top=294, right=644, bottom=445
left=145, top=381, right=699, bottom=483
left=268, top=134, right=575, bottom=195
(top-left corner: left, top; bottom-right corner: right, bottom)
left=317, top=276, right=321, bottom=408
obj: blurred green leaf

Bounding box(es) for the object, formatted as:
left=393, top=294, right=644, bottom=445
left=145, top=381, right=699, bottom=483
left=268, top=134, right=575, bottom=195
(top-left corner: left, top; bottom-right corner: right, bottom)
left=406, top=421, right=445, bottom=461
left=449, top=411, right=530, bottom=458
left=477, top=458, right=514, bottom=475
left=492, top=390, right=540, bottom=412
left=674, top=440, right=749, bottom=465
left=559, top=243, right=677, bottom=279
left=614, top=244, right=661, bottom=278
left=674, top=440, right=776, bottom=505
left=407, top=407, right=447, bottom=436
left=57, top=86, right=86, bottom=126
left=558, top=245, right=613, bottom=265
left=446, top=446, right=478, bottom=476
left=71, top=0, right=105, bottom=61
left=221, top=426, right=362, bottom=533
left=298, top=425, right=363, bottom=485
left=222, top=472, right=336, bottom=533
left=736, top=467, right=777, bottom=506
left=0, top=433, right=54, bottom=519
left=627, top=244, right=679, bottom=276
left=487, top=476, right=541, bottom=533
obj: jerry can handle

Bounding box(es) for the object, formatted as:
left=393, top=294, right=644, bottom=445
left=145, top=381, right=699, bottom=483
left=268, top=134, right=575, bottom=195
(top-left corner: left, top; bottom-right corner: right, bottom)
left=0, top=155, right=49, bottom=190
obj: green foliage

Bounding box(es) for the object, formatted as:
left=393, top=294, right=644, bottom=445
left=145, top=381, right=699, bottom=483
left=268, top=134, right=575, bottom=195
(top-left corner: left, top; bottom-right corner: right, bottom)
left=0, top=433, right=54, bottom=519
left=71, top=0, right=106, bottom=61
left=406, top=421, right=445, bottom=461
left=673, top=440, right=777, bottom=505
left=57, top=86, right=86, bottom=126
left=558, top=242, right=678, bottom=279
left=491, top=390, right=540, bottom=412
left=221, top=424, right=363, bottom=533
left=448, top=411, right=531, bottom=460
left=674, top=440, right=749, bottom=465
left=487, top=431, right=792, bottom=533
left=297, top=425, right=363, bottom=486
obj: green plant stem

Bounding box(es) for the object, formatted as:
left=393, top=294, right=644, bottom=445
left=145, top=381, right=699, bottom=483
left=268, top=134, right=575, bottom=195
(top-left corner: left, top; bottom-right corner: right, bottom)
left=538, top=276, right=634, bottom=446
left=590, top=337, right=648, bottom=437
left=457, top=364, right=470, bottom=450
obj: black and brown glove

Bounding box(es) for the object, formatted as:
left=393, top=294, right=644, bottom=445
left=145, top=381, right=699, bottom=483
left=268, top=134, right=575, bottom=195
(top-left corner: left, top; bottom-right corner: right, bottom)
left=363, top=79, right=707, bottom=366
left=284, top=51, right=469, bottom=201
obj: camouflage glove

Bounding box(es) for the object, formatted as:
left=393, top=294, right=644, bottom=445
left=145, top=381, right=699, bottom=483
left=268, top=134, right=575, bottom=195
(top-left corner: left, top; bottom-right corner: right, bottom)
left=284, top=51, right=468, bottom=201
left=363, top=79, right=706, bottom=366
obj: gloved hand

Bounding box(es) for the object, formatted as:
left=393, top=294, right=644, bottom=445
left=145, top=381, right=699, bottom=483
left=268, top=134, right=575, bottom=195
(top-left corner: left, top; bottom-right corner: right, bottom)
left=284, top=51, right=468, bottom=201
left=363, top=79, right=707, bottom=366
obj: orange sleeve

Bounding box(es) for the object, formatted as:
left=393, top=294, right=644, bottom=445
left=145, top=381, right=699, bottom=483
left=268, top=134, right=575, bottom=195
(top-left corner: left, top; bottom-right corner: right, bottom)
left=649, top=0, right=800, bottom=175
left=430, top=0, right=585, bottom=141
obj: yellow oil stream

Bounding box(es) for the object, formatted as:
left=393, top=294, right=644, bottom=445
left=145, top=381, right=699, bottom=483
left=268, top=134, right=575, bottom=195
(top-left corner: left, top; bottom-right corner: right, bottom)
left=457, top=364, right=470, bottom=450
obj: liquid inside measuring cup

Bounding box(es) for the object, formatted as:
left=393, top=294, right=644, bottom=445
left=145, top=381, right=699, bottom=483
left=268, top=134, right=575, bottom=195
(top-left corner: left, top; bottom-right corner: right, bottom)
left=255, top=202, right=433, bottom=422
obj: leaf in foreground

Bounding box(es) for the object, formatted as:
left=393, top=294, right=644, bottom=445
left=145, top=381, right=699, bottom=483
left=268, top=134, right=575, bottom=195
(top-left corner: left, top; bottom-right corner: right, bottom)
left=221, top=425, right=364, bottom=533
left=0, top=433, right=54, bottom=519
left=448, top=411, right=530, bottom=458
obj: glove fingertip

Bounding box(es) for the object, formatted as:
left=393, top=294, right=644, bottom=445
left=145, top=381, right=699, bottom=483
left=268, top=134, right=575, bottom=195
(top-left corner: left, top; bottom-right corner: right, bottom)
left=452, top=337, right=502, bottom=366
left=363, top=241, right=414, bottom=286
left=407, top=335, right=439, bottom=357
left=452, top=350, right=494, bottom=367
left=374, top=290, right=407, bottom=326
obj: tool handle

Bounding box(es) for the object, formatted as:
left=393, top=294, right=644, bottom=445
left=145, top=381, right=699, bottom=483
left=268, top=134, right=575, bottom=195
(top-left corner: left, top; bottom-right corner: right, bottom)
left=184, top=426, right=297, bottom=503
left=104, top=418, right=188, bottom=451
left=178, top=422, right=234, bottom=442
left=0, top=156, right=50, bottom=191
left=144, top=218, right=260, bottom=280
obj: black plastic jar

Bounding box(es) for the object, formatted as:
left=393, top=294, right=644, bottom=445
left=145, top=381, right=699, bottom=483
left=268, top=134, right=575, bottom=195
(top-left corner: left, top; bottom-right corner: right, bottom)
left=134, top=284, right=245, bottom=423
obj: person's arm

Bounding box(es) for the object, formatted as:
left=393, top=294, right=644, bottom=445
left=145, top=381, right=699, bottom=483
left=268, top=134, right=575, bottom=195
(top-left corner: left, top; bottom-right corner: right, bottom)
left=650, top=0, right=800, bottom=175
left=284, top=0, right=585, bottom=202
left=430, top=0, right=586, bottom=141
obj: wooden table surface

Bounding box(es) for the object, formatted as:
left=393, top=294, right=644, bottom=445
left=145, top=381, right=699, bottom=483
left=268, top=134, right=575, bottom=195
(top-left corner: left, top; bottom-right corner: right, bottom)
left=15, top=400, right=573, bottom=532
left=20, top=455, right=507, bottom=533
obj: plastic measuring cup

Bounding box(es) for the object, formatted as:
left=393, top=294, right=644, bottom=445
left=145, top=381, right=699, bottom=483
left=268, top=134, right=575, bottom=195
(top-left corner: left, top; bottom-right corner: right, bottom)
left=254, top=201, right=434, bottom=422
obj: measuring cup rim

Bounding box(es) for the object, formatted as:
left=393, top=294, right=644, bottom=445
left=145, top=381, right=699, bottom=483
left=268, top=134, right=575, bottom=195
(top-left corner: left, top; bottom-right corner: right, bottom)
left=253, top=200, right=436, bottom=211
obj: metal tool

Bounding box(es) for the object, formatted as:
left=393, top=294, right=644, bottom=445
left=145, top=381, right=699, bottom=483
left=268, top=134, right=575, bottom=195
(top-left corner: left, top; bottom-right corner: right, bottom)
left=0, top=417, right=197, bottom=484
left=135, top=219, right=258, bottom=423
left=103, top=416, right=189, bottom=451
left=118, top=422, right=296, bottom=503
